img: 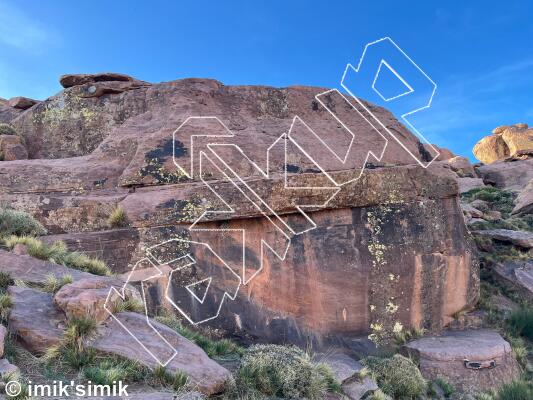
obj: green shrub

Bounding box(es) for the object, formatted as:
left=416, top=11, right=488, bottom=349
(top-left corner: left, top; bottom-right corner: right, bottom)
left=363, top=354, right=426, bottom=399
left=394, top=327, right=425, bottom=346
left=107, top=206, right=127, bottom=228
left=152, top=366, right=188, bottom=392
left=470, top=216, right=533, bottom=232
left=234, top=344, right=340, bottom=399
left=507, top=336, right=528, bottom=367
left=497, top=380, right=532, bottom=400
left=42, top=274, right=73, bottom=294
left=507, top=308, right=533, bottom=340
left=0, top=293, right=12, bottom=324
left=3, top=236, right=111, bottom=276
left=0, top=123, right=17, bottom=136
left=368, top=390, right=388, bottom=400
left=156, top=314, right=242, bottom=358
left=0, top=271, right=13, bottom=293
left=462, top=187, right=515, bottom=217
left=110, top=297, right=144, bottom=314
left=478, top=242, right=530, bottom=264
left=434, top=377, right=455, bottom=398
left=46, top=315, right=100, bottom=369
left=84, top=358, right=146, bottom=385
left=0, top=207, right=47, bottom=237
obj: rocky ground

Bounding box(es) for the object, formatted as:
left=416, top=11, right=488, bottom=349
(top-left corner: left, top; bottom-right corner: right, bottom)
left=0, top=74, right=532, bottom=399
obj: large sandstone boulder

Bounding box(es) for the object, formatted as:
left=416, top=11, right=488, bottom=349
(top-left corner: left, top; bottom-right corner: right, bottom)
left=501, top=124, right=533, bottom=155
left=10, top=75, right=432, bottom=162
left=0, top=76, right=479, bottom=350
left=476, top=158, right=533, bottom=191
left=403, top=330, right=520, bottom=394
left=473, top=135, right=509, bottom=164
left=54, top=276, right=140, bottom=323
left=7, top=96, right=39, bottom=110
left=90, top=312, right=231, bottom=395
left=473, top=123, right=533, bottom=164
left=59, top=72, right=139, bottom=88
left=473, top=229, right=533, bottom=248
left=7, top=286, right=66, bottom=353
left=457, top=177, right=485, bottom=194
left=7, top=285, right=231, bottom=395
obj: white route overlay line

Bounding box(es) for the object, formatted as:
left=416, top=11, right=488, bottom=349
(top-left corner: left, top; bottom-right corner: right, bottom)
left=106, top=36, right=439, bottom=366
left=341, top=36, right=440, bottom=165
left=104, top=258, right=179, bottom=367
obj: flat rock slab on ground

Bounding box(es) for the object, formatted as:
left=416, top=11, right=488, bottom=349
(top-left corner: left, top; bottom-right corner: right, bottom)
left=402, top=329, right=520, bottom=394
left=473, top=229, right=533, bottom=248
left=314, top=352, right=364, bottom=383
left=89, top=312, right=231, bottom=395
left=493, top=260, right=533, bottom=300
left=0, top=250, right=94, bottom=285
left=7, top=286, right=66, bottom=353
left=341, top=377, right=379, bottom=400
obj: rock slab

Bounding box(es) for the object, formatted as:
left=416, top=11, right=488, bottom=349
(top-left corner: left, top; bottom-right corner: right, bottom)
left=7, top=286, right=65, bottom=353
left=0, top=250, right=93, bottom=285
left=403, top=330, right=520, bottom=394
left=90, top=312, right=231, bottom=395
left=54, top=276, right=139, bottom=323
left=473, top=229, right=533, bottom=248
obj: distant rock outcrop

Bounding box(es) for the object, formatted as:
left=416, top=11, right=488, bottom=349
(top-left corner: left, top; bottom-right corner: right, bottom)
left=473, top=123, right=533, bottom=164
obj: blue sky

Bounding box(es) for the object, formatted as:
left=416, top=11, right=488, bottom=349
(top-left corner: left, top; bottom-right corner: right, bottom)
left=0, top=1, right=532, bottom=160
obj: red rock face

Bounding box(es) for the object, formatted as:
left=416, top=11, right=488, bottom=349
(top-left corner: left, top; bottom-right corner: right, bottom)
left=0, top=76, right=478, bottom=350
left=172, top=196, right=477, bottom=350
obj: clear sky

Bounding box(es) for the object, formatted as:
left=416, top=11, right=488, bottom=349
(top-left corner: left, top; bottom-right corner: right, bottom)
left=0, top=1, right=531, bottom=160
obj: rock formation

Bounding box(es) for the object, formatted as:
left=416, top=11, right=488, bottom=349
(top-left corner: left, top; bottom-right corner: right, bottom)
left=2, top=72, right=530, bottom=398
left=473, top=123, right=533, bottom=164
left=403, top=330, right=521, bottom=393
left=0, top=73, right=479, bottom=351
